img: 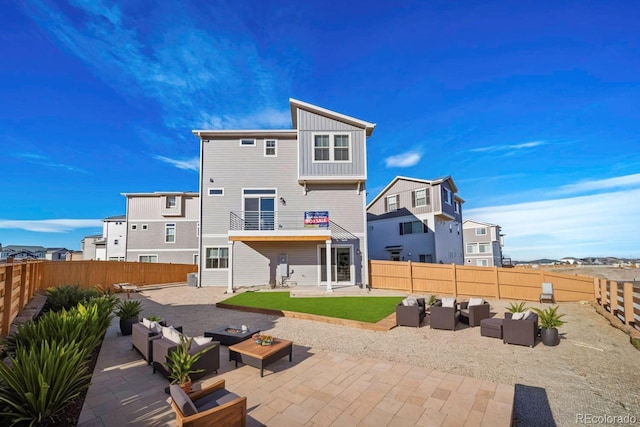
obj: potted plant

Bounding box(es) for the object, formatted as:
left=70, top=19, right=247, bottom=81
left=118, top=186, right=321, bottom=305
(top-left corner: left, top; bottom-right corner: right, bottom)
left=533, top=306, right=566, bottom=346
left=115, top=300, right=142, bottom=336
left=165, top=336, right=213, bottom=393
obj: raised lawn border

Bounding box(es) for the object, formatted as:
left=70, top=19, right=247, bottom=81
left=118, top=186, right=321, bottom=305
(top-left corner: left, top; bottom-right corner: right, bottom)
left=217, top=292, right=403, bottom=331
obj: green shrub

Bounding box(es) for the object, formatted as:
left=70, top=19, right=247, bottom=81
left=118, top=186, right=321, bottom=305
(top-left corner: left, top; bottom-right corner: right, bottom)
left=0, top=340, right=92, bottom=426
left=506, top=301, right=528, bottom=313
left=45, top=285, right=100, bottom=312
left=115, top=300, right=142, bottom=319
left=533, top=305, right=566, bottom=329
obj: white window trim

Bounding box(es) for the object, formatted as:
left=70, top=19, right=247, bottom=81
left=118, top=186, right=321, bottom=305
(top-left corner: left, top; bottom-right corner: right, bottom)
left=166, top=195, right=177, bottom=208
left=165, top=223, right=176, bottom=244
left=443, top=187, right=452, bottom=205
left=239, top=138, right=256, bottom=147
left=130, top=224, right=137, bottom=230
left=414, top=188, right=428, bottom=207
left=138, top=254, right=158, bottom=263
left=204, top=246, right=230, bottom=270
left=386, top=194, right=399, bottom=212
left=311, top=132, right=352, bottom=163
left=141, top=224, right=148, bottom=230
left=264, top=139, right=277, bottom=157
left=476, top=259, right=489, bottom=267
left=316, top=244, right=355, bottom=285
left=208, top=188, right=224, bottom=196
left=475, top=227, right=487, bottom=236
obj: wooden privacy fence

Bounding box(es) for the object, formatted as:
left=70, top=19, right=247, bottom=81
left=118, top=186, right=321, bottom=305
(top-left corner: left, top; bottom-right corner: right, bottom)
left=1, top=260, right=197, bottom=336
left=594, top=278, right=639, bottom=330
left=369, top=260, right=596, bottom=302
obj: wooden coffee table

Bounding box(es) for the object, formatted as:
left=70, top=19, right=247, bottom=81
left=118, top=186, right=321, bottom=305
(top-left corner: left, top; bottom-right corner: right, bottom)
left=228, top=338, right=293, bottom=377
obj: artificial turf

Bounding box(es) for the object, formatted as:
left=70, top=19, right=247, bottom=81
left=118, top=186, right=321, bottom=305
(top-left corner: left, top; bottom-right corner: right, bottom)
left=220, top=291, right=404, bottom=323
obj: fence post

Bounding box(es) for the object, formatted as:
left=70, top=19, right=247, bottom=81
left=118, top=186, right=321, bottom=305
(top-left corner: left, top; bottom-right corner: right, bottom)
left=18, top=263, right=27, bottom=310
left=2, top=263, right=13, bottom=336
left=623, top=282, right=634, bottom=325
left=408, top=261, right=413, bottom=293
left=452, top=263, right=458, bottom=297
left=610, top=281, right=618, bottom=315
left=600, top=279, right=608, bottom=308
left=494, top=267, right=501, bottom=299
left=368, top=260, right=372, bottom=288
left=593, top=277, right=600, bottom=302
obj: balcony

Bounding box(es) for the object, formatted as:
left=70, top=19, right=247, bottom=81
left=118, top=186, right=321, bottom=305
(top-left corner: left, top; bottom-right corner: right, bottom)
left=228, top=211, right=332, bottom=242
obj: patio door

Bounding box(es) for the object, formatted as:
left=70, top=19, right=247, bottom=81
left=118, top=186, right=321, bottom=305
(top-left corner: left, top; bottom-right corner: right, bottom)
left=320, top=246, right=351, bottom=283
left=243, top=189, right=275, bottom=230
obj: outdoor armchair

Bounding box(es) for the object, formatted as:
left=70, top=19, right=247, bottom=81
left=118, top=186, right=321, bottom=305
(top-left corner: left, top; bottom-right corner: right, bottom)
left=131, top=322, right=162, bottom=364
left=429, top=298, right=460, bottom=331
left=540, top=282, right=554, bottom=303
left=503, top=311, right=539, bottom=347
left=459, top=298, right=491, bottom=327
left=396, top=297, right=426, bottom=327
left=170, top=379, right=247, bottom=427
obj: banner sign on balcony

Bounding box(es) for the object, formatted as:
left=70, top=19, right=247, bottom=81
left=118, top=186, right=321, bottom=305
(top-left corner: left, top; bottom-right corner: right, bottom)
left=304, top=211, right=329, bottom=228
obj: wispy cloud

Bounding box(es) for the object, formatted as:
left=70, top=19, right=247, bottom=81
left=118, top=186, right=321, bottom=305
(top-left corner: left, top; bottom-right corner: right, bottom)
left=14, top=152, right=89, bottom=174
left=464, top=188, right=640, bottom=259
left=154, top=155, right=199, bottom=172
left=554, top=173, right=640, bottom=195
left=197, top=108, right=291, bottom=130
left=0, top=219, right=103, bottom=233
left=21, top=1, right=290, bottom=135
left=469, top=141, right=545, bottom=154
left=385, top=151, right=422, bottom=168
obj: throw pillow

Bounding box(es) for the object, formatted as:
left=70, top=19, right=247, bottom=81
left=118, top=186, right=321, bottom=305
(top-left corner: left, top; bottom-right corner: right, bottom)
left=142, top=318, right=151, bottom=328
left=442, top=297, right=456, bottom=308
left=149, top=321, right=162, bottom=334
left=522, top=310, right=534, bottom=321
left=406, top=297, right=418, bottom=306
left=192, top=336, right=212, bottom=346
left=162, top=326, right=183, bottom=345
left=468, top=297, right=484, bottom=307
left=511, top=312, right=525, bottom=320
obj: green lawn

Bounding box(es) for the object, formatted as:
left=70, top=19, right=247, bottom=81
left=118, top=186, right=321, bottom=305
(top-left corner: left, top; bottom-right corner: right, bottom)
left=220, top=292, right=404, bottom=323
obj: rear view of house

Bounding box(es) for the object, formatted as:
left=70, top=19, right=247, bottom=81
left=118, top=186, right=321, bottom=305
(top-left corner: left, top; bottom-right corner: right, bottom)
left=193, top=98, right=375, bottom=291
left=122, top=192, right=199, bottom=264
left=463, top=220, right=505, bottom=267
left=367, top=176, right=464, bottom=264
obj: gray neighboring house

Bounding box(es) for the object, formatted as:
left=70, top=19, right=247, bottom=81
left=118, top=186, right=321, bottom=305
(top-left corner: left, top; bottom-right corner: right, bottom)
left=193, top=98, right=375, bottom=291
left=462, top=220, right=504, bottom=267
left=81, top=235, right=105, bottom=260
left=122, top=192, right=199, bottom=264
left=1, top=245, right=47, bottom=261
left=45, top=248, right=71, bottom=261
left=367, top=176, right=464, bottom=264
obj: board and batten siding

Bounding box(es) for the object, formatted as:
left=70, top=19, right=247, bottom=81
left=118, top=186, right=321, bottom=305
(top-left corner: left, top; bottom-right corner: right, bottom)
left=298, top=109, right=366, bottom=178
left=368, top=180, right=437, bottom=216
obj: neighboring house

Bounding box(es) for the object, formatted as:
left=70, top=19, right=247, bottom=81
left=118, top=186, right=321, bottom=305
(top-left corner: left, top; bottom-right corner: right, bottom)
left=122, top=192, right=199, bottom=264
left=70, top=250, right=83, bottom=261
left=81, top=235, right=105, bottom=260
left=0, top=245, right=47, bottom=261
left=367, top=176, right=464, bottom=265
left=193, top=98, right=375, bottom=291
left=45, top=248, right=71, bottom=261
left=462, top=220, right=504, bottom=267
left=103, top=215, right=127, bottom=261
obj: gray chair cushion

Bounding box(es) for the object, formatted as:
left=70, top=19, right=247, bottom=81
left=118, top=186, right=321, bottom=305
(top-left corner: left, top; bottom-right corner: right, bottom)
left=170, top=384, right=198, bottom=417
left=193, top=389, right=241, bottom=412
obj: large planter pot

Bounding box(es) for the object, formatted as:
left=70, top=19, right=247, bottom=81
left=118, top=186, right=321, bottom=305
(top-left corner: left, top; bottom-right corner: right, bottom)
left=541, top=327, right=559, bottom=346
left=120, top=317, right=138, bottom=336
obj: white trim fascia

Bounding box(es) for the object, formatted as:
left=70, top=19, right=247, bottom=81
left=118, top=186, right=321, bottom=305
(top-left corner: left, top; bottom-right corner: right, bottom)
left=298, top=175, right=366, bottom=181
left=202, top=234, right=231, bottom=238
left=127, top=218, right=198, bottom=223
left=289, top=98, right=376, bottom=136
left=193, top=130, right=297, bottom=137
left=121, top=192, right=198, bottom=197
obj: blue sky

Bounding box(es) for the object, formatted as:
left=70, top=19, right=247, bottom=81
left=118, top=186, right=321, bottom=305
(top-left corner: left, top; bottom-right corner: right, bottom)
left=1, top=0, right=639, bottom=260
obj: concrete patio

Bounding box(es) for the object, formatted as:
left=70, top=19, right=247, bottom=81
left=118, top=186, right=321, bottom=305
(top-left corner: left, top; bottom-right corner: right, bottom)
left=78, top=316, right=514, bottom=426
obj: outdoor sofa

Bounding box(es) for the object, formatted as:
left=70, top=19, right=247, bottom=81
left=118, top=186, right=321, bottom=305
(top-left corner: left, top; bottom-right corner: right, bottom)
left=152, top=327, right=221, bottom=381
left=459, top=298, right=491, bottom=327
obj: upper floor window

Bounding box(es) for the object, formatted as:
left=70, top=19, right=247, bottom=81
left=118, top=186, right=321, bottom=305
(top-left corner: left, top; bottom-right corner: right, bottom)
left=142, top=224, right=148, bottom=230
left=166, top=196, right=177, bottom=208
left=208, top=188, right=224, bottom=196
left=385, top=194, right=399, bottom=212
left=443, top=187, right=452, bottom=205
left=131, top=224, right=137, bottom=230
left=240, top=139, right=256, bottom=146
left=264, top=139, right=277, bottom=157
left=165, top=223, right=176, bottom=243
left=475, top=228, right=487, bottom=236
left=455, top=201, right=461, bottom=213
left=114, top=239, right=119, bottom=245
left=313, top=134, right=350, bottom=162
left=412, top=188, right=429, bottom=207
left=399, top=220, right=428, bottom=235
left=466, top=243, right=491, bottom=254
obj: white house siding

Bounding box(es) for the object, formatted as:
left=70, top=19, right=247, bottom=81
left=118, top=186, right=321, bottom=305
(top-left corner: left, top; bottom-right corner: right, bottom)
left=434, top=218, right=464, bottom=264
left=104, top=220, right=127, bottom=260
left=368, top=214, right=435, bottom=262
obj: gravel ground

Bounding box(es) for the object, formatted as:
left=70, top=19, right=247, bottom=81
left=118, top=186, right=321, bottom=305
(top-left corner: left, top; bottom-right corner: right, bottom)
left=130, top=284, right=640, bottom=426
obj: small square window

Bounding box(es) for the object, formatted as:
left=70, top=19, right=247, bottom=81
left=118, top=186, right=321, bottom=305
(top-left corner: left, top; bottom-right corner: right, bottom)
left=264, top=139, right=277, bottom=156
left=166, top=196, right=177, bottom=208
left=142, top=224, right=148, bottom=230
left=131, top=224, right=137, bottom=230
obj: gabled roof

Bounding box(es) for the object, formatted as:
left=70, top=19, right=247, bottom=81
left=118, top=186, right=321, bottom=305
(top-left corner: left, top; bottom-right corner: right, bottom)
left=121, top=191, right=199, bottom=198
left=289, top=98, right=376, bottom=137
left=463, top=220, right=499, bottom=228
left=3, top=245, right=46, bottom=252
left=367, top=175, right=461, bottom=209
